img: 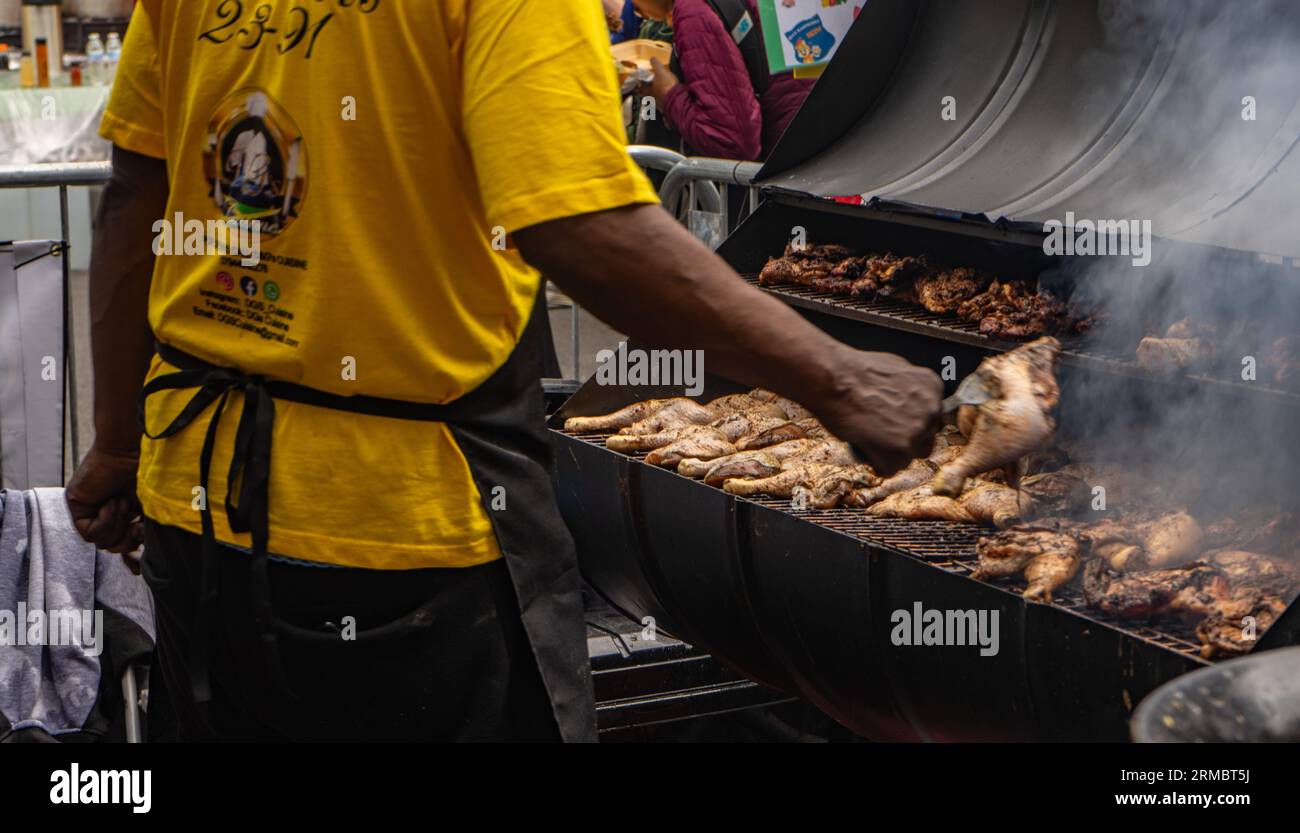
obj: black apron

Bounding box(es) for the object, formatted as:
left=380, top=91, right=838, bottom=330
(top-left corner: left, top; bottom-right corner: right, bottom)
left=139, top=292, right=595, bottom=742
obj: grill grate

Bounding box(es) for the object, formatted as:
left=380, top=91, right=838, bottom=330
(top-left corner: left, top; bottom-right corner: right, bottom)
left=563, top=429, right=1208, bottom=659
left=743, top=275, right=1300, bottom=401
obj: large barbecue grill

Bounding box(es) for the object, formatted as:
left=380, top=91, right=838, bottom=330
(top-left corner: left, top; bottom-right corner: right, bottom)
left=549, top=0, right=1300, bottom=741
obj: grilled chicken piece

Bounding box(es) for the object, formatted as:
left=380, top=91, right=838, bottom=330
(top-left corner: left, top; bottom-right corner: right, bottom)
left=693, top=451, right=781, bottom=483
left=708, top=405, right=790, bottom=442
left=607, top=423, right=719, bottom=453
left=1075, top=518, right=1148, bottom=571
left=845, top=459, right=933, bottom=508
left=691, top=439, right=855, bottom=485
left=955, top=280, right=1075, bottom=339
left=1138, top=512, right=1203, bottom=569
left=1203, top=550, right=1300, bottom=598
left=790, top=464, right=880, bottom=509
left=721, top=463, right=843, bottom=498
left=1196, top=593, right=1287, bottom=659
left=1203, top=510, right=1300, bottom=554
left=1136, top=337, right=1216, bottom=373
left=1017, top=470, right=1090, bottom=518
left=845, top=443, right=964, bottom=508
left=1022, top=550, right=1081, bottom=603
left=564, top=398, right=681, bottom=433
left=959, top=481, right=1023, bottom=529
left=644, top=427, right=735, bottom=467
left=974, top=520, right=1081, bottom=600
left=1136, top=317, right=1218, bottom=374
left=612, top=391, right=777, bottom=437
left=1081, top=559, right=1221, bottom=618
left=932, top=337, right=1061, bottom=496
left=914, top=267, right=989, bottom=314
left=867, top=485, right=977, bottom=523
left=614, top=397, right=719, bottom=436
left=735, top=417, right=829, bottom=450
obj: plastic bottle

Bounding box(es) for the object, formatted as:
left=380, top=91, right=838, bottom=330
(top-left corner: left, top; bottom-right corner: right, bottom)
left=86, top=33, right=105, bottom=86
left=105, top=32, right=121, bottom=85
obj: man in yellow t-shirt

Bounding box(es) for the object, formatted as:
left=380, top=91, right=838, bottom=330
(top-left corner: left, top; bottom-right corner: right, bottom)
left=66, top=0, right=941, bottom=741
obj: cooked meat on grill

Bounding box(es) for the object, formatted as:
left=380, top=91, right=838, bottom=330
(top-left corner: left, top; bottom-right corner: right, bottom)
left=692, top=450, right=781, bottom=483
left=845, top=458, right=934, bottom=508
left=609, top=423, right=724, bottom=454
left=564, top=397, right=685, bottom=433
left=791, top=464, right=882, bottom=509
left=1081, top=559, right=1221, bottom=619
left=611, top=397, right=719, bottom=436
left=758, top=243, right=855, bottom=286
left=644, top=428, right=738, bottom=467
left=1138, top=512, right=1204, bottom=569
left=955, top=280, right=1075, bottom=339
left=696, top=438, right=856, bottom=486
left=974, top=520, right=1082, bottom=601
left=735, top=417, right=829, bottom=450
left=721, top=463, right=846, bottom=498
left=914, top=267, right=990, bottom=314
left=708, top=405, right=792, bottom=443
left=1196, top=593, right=1287, bottom=659
left=1135, top=317, right=1219, bottom=374
left=1075, top=518, right=1147, bottom=570
left=959, top=481, right=1024, bottom=529
left=1202, top=550, right=1300, bottom=598
left=1203, top=510, right=1300, bottom=555
left=866, top=484, right=976, bottom=523
left=1260, top=335, right=1300, bottom=389
left=932, top=337, right=1061, bottom=496
left=844, top=442, right=964, bottom=508
left=1017, top=470, right=1090, bottom=518
left=1136, top=336, right=1217, bottom=374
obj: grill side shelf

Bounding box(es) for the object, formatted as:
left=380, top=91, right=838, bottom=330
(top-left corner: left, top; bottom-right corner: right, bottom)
left=745, top=275, right=1300, bottom=402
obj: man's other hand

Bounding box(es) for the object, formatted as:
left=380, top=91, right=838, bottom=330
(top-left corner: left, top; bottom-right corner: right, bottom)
left=66, top=444, right=144, bottom=556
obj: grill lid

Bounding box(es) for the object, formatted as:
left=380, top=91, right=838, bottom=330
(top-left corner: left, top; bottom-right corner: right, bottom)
left=757, top=0, right=1300, bottom=259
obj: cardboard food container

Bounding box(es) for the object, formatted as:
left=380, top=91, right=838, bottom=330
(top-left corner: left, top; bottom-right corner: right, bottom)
left=612, top=39, right=673, bottom=84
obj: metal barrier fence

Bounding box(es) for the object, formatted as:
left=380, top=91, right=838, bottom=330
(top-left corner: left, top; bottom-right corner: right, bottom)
left=0, top=152, right=760, bottom=420
left=0, top=161, right=108, bottom=469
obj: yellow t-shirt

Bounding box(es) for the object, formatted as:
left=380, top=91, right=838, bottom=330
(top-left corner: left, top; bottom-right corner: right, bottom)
left=102, top=0, right=658, bottom=569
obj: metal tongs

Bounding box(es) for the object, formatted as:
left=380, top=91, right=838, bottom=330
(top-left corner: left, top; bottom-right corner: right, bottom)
left=942, top=371, right=994, bottom=413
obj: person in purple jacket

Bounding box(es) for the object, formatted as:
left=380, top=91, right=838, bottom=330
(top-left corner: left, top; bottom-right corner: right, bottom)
left=634, top=0, right=815, bottom=161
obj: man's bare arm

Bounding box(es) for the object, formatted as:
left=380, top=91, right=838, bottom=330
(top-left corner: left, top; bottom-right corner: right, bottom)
left=65, top=145, right=168, bottom=553
left=89, top=145, right=168, bottom=453
left=515, top=204, right=943, bottom=474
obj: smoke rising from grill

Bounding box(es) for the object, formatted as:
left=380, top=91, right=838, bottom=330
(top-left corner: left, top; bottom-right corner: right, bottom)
left=1048, top=0, right=1300, bottom=531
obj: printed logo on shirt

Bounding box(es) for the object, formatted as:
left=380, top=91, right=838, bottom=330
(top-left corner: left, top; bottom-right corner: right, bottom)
left=203, top=89, right=307, bottom=237
left=241, top=276, right=259, bottom=298
left=216, top=271, right=235, bottom=291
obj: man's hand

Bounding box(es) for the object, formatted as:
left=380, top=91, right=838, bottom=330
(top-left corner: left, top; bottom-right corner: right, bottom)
left=814, top=350, right=945, bottom=475
left=639, top=57, right=679, bottom=109
left=66, top=444, right=144, bottom=557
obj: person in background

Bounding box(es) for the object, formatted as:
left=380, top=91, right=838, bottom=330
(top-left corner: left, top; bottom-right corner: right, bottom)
left=633, top=0, right=814, bottom=161
left=604, top=0, right=641, bottom=44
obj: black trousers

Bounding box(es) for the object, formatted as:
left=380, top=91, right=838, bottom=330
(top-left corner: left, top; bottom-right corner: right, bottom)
left=142, top=520, right=561, bottom=742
